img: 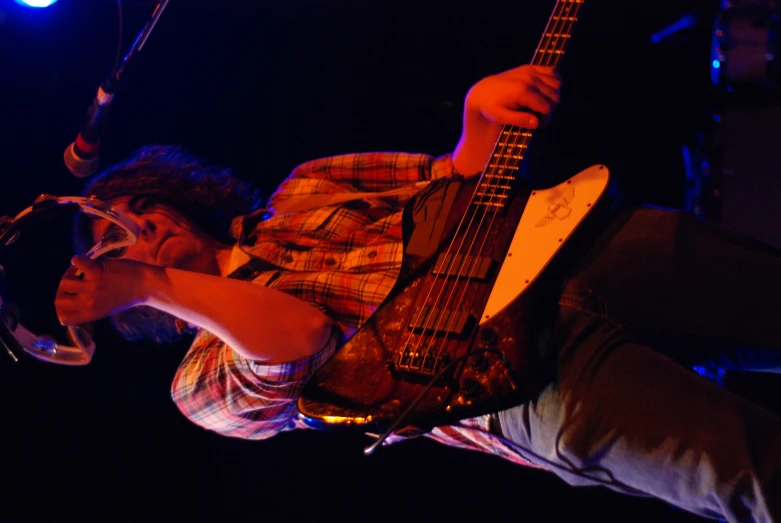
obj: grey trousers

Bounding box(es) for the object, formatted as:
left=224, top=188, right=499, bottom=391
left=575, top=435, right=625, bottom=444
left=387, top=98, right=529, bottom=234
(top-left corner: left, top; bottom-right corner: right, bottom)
left=494, top=206, right=781, bottom=522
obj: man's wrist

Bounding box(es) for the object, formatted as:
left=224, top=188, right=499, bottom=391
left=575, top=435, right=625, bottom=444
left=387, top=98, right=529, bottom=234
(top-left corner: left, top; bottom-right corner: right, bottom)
left=137, top=263, right=166, bottom=307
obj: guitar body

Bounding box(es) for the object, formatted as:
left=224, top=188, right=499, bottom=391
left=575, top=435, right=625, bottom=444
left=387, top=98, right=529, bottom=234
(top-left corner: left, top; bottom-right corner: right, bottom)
left=298, top=164, right=611, bottom=433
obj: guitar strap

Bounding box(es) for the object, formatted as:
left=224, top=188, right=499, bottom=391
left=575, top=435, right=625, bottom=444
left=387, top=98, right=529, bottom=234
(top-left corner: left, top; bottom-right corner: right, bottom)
left=226, top=257, right=280, bottom=282
left=270, top=181, right=430, bottom=215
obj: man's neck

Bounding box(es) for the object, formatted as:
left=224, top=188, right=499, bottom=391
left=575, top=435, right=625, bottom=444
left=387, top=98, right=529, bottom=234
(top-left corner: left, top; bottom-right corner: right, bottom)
left=216, top=244, right=250, bottom=277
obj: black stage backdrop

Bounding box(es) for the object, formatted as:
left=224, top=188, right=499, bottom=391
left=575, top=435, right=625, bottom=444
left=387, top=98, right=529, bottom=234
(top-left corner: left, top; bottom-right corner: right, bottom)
left=0, top=0, right=759, bottom=521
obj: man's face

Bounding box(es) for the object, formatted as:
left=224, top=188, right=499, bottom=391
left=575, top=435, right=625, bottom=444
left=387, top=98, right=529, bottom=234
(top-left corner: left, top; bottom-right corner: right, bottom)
left=91, top=195, right=221, bottom=274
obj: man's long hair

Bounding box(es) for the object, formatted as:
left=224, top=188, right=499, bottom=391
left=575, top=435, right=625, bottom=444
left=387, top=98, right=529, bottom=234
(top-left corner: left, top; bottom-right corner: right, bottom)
left=72, top=144, right=264, bottom=346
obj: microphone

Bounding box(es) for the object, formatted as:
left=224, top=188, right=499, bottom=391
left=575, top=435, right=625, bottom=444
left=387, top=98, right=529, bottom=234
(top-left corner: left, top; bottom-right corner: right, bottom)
left=62, top=0, right=172, bottom=178
left=63, top=85, right=116, bottom=178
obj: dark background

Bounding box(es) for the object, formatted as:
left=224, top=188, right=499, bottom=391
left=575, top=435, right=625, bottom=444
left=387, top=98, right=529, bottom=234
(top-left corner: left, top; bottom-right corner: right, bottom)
left=0, top=0, right=777, bottom=521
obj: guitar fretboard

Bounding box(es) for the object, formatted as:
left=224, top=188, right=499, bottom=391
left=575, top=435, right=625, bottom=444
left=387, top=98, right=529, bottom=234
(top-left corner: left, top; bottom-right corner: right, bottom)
left=474, top=0, right=584, bottom=211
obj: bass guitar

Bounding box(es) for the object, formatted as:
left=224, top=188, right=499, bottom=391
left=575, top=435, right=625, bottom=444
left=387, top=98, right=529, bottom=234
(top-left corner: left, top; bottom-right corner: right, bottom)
left=298, top=0, right=608, bottom=441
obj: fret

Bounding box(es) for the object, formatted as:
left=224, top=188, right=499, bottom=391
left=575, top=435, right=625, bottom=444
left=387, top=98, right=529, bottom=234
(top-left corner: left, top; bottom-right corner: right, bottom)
left=477, top=183, right=512, bottom=191
left=472, top=201, right=506, bottom=209
left=501, top=130, right=533, bottom=138
left=470, top=0, right=582, bottom=215
left=484, top=174, right=515, bottom=182
left=476, top=192, right=510, bottom=200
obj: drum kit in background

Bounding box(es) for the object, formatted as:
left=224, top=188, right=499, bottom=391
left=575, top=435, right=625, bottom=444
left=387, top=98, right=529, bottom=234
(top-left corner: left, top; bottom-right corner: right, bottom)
left=689, top=0, right=781, bottom=389
left=711, top=0, right=778, bottom=88
left=688, top=0, right=781, bottom=249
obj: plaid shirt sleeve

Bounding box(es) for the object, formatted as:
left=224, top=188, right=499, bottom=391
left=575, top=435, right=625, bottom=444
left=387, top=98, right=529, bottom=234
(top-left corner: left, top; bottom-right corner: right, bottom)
left=267, top=152, right=455, bottom=208
left=171, top=327, right=339, bottom=440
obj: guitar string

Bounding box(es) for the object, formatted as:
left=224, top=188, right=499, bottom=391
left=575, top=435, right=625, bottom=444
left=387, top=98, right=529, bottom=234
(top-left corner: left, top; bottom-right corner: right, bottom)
left=427, top=3, right=579, bottom=367
left=414, top=132, right=534, bottom=359
left=390, top=28, right=546, bottom=368
left=397, top=108, right=528, bottom=366
left=393, top=154, right=501, bottom=367
left=401, top=0, right=574, bottom=371
left=364, top=1, right=585, bottom=453
left=371, top=1, right=583, bottom=446
left=394, top=1, right=579, bottom=371
left=427, top=0, right=579, bottom=342
left=422, top=1, right=579, bottom=368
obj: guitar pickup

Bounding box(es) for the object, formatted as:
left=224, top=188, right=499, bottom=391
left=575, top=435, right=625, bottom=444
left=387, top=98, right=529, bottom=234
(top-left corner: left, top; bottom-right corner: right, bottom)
left=432, top=253, right=494, bottom=280
left=408, top=306, right=475, bottom=337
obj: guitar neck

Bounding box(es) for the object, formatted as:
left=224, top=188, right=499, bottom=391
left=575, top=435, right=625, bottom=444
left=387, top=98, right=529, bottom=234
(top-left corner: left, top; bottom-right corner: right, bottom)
left=532, top=0, right=584, bottom=68
left=480, top=0, right=585, bottom=195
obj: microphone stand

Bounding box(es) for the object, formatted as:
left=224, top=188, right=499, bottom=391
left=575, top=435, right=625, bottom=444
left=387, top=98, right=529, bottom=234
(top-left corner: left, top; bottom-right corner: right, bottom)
left=0, top=316, right=22, bottom=364
left=64, top=0, right=173, bottom=177
left=104, top=0, right=173, bottom=95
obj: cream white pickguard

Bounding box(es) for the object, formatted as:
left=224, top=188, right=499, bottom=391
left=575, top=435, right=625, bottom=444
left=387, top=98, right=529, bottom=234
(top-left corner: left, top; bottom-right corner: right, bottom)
left=481, top=164, right=611, bottom=323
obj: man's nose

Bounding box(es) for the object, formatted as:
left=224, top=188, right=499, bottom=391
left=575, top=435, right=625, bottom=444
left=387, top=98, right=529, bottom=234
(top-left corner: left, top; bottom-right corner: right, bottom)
left=140, top=220, right=157, bottom=236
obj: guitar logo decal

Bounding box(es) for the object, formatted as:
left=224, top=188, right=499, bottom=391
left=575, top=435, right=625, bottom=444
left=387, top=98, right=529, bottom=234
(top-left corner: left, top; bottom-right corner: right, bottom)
left=535, top=187, right=575, bottom=228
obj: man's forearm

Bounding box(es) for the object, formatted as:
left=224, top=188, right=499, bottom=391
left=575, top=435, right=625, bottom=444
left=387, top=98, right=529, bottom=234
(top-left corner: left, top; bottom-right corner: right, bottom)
left=452, top=117, right=503, bottom=177
left=141, top=266, right=332, bottom=363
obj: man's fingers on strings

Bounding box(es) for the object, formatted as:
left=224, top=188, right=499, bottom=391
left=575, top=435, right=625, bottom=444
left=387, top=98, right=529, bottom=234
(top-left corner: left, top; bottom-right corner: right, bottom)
left=489, top=107, right=541, bottom=129
left=527, top=64, right=561, bottom=78
left=526, top=67, right=562, bottom=91
left=513, top=92, right=553, bottom=119
left=505, top=65, right=560, bottom=84
left=530, top=79, right=561, bottom=105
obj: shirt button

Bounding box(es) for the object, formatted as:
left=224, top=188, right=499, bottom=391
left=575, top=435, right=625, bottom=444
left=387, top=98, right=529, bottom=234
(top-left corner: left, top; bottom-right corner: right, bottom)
left=368, top=251, right=377, bottom=259
left=282, top=254, right=294, bottom=263
left=324, top=257, right=336, bottom=266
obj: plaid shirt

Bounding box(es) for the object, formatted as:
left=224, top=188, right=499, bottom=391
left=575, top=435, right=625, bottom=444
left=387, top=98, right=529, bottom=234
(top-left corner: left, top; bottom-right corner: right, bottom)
left=172, top=152, right=546, bottom=470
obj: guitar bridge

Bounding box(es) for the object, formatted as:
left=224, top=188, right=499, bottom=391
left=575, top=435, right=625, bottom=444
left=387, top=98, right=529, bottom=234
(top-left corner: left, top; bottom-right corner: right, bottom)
left=388, top=305, right=475, bottom=379
left=389, top=350, right=453, bottom=378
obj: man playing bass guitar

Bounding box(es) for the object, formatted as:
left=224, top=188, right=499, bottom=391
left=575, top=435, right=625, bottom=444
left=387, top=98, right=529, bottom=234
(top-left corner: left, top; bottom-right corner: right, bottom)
left=55, top=58, right=781, bottom=521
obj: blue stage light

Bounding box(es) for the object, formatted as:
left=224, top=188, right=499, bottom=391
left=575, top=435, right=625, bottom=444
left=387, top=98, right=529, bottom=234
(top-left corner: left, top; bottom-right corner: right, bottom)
left=14, top=0, right=58, bottom=8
